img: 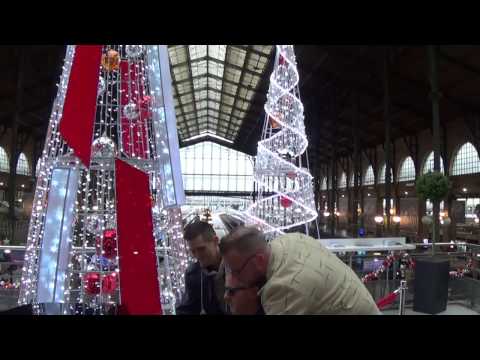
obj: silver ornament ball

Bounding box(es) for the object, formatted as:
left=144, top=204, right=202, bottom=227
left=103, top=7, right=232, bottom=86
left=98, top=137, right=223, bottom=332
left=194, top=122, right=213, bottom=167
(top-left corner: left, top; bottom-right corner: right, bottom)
left=123, top=102, right=139, bottom=120
left=125, top=45, right=144, bottom=59
left=97, top=77, right=106, bottom=97
left=92, top=135, right=116, bottom=158
left=85, top=214, right=103, bottom=235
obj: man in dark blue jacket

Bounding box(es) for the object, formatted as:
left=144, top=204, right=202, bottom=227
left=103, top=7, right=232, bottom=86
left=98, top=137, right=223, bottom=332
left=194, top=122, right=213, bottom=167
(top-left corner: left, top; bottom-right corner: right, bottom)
left=176, top=221, right=228, bottom=315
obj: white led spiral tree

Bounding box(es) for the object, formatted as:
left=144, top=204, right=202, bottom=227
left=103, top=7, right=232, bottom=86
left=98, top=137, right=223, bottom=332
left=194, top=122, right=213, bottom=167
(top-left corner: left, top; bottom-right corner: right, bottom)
left=246, top=45, right=318, bottom=235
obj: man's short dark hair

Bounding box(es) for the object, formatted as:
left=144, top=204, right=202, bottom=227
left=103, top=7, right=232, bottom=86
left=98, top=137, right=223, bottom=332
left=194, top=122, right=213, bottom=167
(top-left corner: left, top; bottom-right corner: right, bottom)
left=219, top=226, right=266, bottom=255
left=184, top=220, right=216, bottom=242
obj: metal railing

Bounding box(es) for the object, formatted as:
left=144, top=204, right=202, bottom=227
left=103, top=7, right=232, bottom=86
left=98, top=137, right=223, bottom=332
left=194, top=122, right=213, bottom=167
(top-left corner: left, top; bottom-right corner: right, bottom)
left=1, top=241, right=480, bottom=314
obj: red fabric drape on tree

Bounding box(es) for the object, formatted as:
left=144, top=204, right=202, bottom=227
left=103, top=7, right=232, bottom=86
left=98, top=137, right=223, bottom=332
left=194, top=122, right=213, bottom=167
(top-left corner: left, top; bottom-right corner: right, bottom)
left=120, top=60, right=150, bottom=159
left=115, top=159, right=162, bottom=315
left=59, top=45, right=103, bottom=167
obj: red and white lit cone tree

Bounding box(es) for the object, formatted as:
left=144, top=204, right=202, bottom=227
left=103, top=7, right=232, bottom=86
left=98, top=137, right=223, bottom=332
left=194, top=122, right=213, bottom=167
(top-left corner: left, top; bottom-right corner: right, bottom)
left=246, top=45, right=318, bottom=236
left=18, top=45, right=189, bottom=315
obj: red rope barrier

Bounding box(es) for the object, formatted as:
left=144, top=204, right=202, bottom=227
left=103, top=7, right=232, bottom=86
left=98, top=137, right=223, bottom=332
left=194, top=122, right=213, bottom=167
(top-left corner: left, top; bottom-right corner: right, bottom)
left=376, top=291, right=399, bottom=310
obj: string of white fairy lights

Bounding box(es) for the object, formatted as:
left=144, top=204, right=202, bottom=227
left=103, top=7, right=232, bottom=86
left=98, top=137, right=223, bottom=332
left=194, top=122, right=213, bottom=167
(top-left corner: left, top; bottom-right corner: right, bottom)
left=18, top=45, right=188, bottom=315
left=246, top=45, right=317, bottom=234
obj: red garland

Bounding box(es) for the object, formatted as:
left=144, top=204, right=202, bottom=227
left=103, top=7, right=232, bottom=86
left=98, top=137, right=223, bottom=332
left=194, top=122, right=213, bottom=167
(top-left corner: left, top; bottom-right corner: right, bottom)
left=449, top=259, right=473, bottom=278
left=362, top=253, right=415, bottom=284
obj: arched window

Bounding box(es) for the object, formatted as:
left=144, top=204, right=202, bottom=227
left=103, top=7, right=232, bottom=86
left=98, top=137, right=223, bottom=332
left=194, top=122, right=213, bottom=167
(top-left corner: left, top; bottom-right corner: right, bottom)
left=349, top=171, right=355, bottom=187
left=398, top=156, right=416, bottom=182
left=422, top=151, right=444, bottom=174
left=378, top=163, right=393, bottom=184
left=451, top=142, right=480, bottom=176
left=16, top=153, right=31, bottom=176
left=320, top=177, right=327, bottom=190
left=0, top=147, right=9, bottom=173
left=338, top=172, right=346, bottom=189
left=180, top=141, right=253, bottom=192
left=364, top=165, right=375, bottom=186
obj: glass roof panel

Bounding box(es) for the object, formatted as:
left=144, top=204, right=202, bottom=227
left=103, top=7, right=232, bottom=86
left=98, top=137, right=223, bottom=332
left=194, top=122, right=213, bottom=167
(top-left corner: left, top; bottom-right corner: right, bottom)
left=235, top=99, right=249, bottom=111
left=246, top=53, right=269, bottom=74
left=219, top=113, right=230, bottom=121
left=238, top=87, right=254, bottom=101
left=222, top=94, right=235, bottom=106
left=208, top=89, right=221, bottom=102
left=232, top=109, right=245, bottom=118
left=242, top=73, right=260, bottom=89
left=223, top=83, right=238, bottom=96
left=208, top=77, right=222, bottom=90
left=191, top=60, right=208, bottom=77
left=208, top=45, right=227, bottom=61
left=193, top=77, right=208, bottom=89
left=189, top=45, right=207, bottom=60
left=173, top=65, right=190, bottom=82
left=224, top=66, right=242, bottom=83
left=168, top=45, right=274, bottom=144
left=168, top=46, right=188, bottom=65
left=228, top=47, right=247, bottom=67
left=185, top=113, right=196, bottom=120
left=208, top=101, right=220, bottom=110
left=195, top=89, right=207, bottom=101
left=180, top=94, right=193, bottom=104
left=177, top=83, right=192, bottom=95
left=252, top=45, right=274, bottom=55
left=208, top=61, right=225, bottom=78
left=196, top=100, right=207, bottom=109
left=220, top=104, right=233, bottom=114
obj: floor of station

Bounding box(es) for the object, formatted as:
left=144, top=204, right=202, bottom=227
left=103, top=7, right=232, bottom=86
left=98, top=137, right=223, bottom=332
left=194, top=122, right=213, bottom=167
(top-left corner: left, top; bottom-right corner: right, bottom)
left=382, top=303, right=479, bottom=315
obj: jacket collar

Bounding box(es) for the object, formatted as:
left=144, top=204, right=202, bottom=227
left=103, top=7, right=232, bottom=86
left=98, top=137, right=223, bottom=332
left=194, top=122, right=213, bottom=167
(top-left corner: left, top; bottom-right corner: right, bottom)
left=258, top=243, right=275, bottom=297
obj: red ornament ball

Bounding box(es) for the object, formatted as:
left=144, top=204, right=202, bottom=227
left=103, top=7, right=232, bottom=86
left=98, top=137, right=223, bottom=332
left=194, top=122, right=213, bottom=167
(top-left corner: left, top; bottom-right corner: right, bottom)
left=84, top=272, right=101, bottom=295
left=102, top=272, right=118, bottom=294
left=103, top=229, right=117, bottom=259
left=269, top=116, right=280, bottom=129
left=287, top=172, right=296, bottom=180
left=280, top=196, right=293, bottom=208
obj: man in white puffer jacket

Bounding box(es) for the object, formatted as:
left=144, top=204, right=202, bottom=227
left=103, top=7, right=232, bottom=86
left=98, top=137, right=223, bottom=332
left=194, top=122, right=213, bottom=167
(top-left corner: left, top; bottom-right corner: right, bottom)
left=220, top=227, right=380, bottom=315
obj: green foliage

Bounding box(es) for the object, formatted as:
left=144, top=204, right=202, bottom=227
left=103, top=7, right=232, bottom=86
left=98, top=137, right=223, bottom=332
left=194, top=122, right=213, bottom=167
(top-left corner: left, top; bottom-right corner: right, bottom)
left=416, top=172, right=450, bottom=201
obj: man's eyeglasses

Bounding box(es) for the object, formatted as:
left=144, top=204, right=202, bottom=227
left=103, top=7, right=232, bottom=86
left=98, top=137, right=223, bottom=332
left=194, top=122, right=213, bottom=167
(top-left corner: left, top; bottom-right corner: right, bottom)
left=225, top=286, right=250, bottom=297
left=229, top=253, right=256, bottom=277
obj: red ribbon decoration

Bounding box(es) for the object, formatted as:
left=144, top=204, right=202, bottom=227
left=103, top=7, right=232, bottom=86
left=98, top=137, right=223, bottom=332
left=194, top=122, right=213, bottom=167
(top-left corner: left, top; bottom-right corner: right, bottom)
left=115, top=159, right=162, bottom=315
left=59, top=45, right=103, bottom=167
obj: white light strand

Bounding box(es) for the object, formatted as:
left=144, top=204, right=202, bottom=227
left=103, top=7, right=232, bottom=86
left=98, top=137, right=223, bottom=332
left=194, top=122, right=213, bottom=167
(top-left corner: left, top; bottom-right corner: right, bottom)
left=19, top=45, right=190, bottom=315
left=245, top=45, right=318, bottom=234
